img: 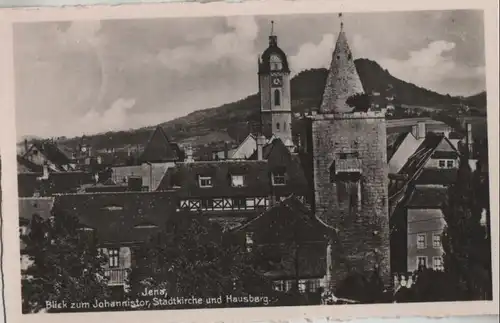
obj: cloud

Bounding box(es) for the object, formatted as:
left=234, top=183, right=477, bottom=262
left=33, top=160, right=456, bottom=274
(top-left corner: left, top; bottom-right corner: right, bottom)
left=378, top=40, right=485, bottom=95
left=157, top=16, right=259, bottom=74
left=289, top=34, right=335, bottom=74
left=71, top=98, right=137, bottom=136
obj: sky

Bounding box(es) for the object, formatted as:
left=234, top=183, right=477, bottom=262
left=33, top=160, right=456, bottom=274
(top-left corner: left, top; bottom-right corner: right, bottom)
left=13, top=9, right=486, bottom=139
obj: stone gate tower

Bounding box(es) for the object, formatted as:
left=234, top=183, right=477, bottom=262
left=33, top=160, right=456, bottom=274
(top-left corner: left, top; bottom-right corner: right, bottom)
left=309, top=18, right=390, bottom=287
left=258, top=22, right=293, bottom=147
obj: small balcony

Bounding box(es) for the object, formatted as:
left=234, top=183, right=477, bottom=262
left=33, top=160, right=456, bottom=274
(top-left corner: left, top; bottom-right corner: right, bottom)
left=104, top=268, right=128, bottom=286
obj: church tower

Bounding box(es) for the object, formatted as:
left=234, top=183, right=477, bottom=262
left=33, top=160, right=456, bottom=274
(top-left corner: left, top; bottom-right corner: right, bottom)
left=258, top=21, right=293, bottom=147
left=308, top=16, right=391, bottom=287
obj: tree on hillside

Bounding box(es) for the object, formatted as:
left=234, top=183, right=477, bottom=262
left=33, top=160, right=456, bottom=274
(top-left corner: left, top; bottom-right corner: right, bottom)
left=346, top=93, right=371, bottom=112
left=441, top=152, right=492, bottom=301
left=21, top=207, right=111, bottom=313
left=127, top=213, right=275, bottom=309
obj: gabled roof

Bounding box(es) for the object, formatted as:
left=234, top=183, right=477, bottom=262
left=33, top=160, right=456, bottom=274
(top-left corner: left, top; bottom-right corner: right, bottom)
left=17, top=155, right=43, bottom=173
left=407, top=185, right=448, bottom=209
left=52, top=191, right=177, bottom=245
left=232, top=195, right=335, bottom=278
left=319, top=24, right=364, bottom=114
left=157, top=156, right=309, bottom=198
left=23, top=140, right=71, bottom=169
left=389, top=133, right=456, bottom=197
left=138, top=126, right=183, bottom=163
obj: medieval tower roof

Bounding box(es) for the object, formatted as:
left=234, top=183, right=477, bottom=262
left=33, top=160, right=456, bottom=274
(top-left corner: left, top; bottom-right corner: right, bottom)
left=258, top=21, right=290, bottom=74
left=319, top=18, right=365, bottom=114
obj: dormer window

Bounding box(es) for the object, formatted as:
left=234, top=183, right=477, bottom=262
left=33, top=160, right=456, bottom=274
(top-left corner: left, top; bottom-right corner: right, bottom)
left=198, top=176, right=213, bottom=188
left=231, top=175, right=245, bottom=187
left=272, top=170, right=286, bottom=186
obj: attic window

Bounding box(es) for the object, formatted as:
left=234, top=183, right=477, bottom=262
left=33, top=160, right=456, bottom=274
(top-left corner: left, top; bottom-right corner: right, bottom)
left=198, top=176, right=213, bottom=188
left=272, top=170, right=286, bottom=186
left=231, top=175, right=245, bottom=187
left=102, top=205, right=124, bottom=211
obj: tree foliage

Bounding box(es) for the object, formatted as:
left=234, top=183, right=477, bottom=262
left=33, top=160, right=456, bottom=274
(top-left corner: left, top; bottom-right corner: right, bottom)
left=21, top=206, right=111, bottom=313
left=127, top=213, right=275, bottom=309
left=346, top=93, right=371, bottom=112
left=441, top=150, right=492, bottom=300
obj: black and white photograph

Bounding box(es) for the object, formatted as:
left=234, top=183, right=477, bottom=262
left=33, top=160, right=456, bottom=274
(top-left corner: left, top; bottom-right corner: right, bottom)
left=0, top=0, right=498, bottom=319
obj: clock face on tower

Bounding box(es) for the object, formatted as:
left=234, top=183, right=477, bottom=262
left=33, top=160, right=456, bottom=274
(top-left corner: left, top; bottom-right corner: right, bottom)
left=271, top=75, right=283, bottom=88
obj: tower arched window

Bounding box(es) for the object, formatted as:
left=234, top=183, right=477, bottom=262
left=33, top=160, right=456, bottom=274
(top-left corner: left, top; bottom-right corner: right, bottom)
left=274, top=89, right=281, bottom=106
left=276, top=122, right=280, bottom=131
left=284, top=122, right=287, bottom=130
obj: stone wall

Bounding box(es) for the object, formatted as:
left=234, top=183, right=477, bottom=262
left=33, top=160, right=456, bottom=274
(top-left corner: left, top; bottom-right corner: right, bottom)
left=310, top=113, right=391, bottom=286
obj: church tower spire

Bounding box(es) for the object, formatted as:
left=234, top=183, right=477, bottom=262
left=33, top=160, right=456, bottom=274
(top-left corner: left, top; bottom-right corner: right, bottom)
left=320, top=14, right=365, bottom=114
left=258, top=21, right=293, bottom=148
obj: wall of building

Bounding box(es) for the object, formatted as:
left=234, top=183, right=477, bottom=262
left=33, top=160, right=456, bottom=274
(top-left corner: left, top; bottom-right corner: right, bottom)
left=407, top=208, right=446, bottom=272
left=310, top=113, right=390, bottom=286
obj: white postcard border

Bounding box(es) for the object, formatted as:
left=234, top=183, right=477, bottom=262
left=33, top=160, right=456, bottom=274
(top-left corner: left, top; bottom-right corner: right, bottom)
left=0, top=0, right=498, bottom=322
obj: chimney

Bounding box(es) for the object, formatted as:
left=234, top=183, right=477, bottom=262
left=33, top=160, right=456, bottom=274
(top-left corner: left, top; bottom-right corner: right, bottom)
left=411, top=122, right=426, bottom=139
left=185, top=145, right=194, bottom=162
left=42, top=163, right=49, bottom=180
left=224, top=141, right=229, bottom=160
left=256, top=135, right=266, bottom=161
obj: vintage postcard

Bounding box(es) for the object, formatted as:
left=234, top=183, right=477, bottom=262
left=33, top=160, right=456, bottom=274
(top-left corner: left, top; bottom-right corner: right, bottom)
left=0, top=0, right=498, bottom=322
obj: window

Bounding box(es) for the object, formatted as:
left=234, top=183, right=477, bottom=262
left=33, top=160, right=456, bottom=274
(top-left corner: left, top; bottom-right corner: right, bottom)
left=272, top=171, right=286, bottom=186
left=198, top=176, right=213, bottom=188
left=417, top=234, right=426, bottom=249
left=274, top=89, right=281, bottom=106
left=433, top=233, right=441, bottom=248
left=108, top=248, right=120, bottom=268
left=438, top=160, right=446, bottom=168
left=273, top=280, right=285, bottom=292
left=446, top=160, right=454, bottom=168
left=283, top=123, right=287, bottom=130
left=433, top=257, right=444, bottom=271
left=231, top=175, right=245, bottom=187
left=307, top=279, right=321, bottom=293
left=298, top=280, right=307, bottom=293
left=417, top=256, right=427, bottom=268
left=276, top=122, right=280, bottom=131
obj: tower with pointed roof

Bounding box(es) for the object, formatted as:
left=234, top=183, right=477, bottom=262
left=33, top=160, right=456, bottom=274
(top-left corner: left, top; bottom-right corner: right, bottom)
left=306, top=15, right=391, bottom=289
left=258, top=21, right=293, bottom=148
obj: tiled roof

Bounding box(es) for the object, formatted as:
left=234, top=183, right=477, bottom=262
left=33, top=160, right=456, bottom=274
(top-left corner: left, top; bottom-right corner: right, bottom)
left=431, top=151, right=459, bottom=159
left=389, top=133, right=447, bottom=197
left=52, top=191, right=178, bottom=245
left=232, top=196, right=334, bottom=278
left=407, top=185, right=448, bottom=208
left=388, top=132, right=411, bottom=161
left=414, top=169, right=458, bottom=185
left=17, top=171, right=95, bottom=197
left=17, top=155, right=43, bottom=173
left=319, top=27, right=364, bottom=113
left=157, top=156, right=309, bottom=198
left=138, top=126, right=183, bottom=163
left=24, top=140, right=71, bottom=168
